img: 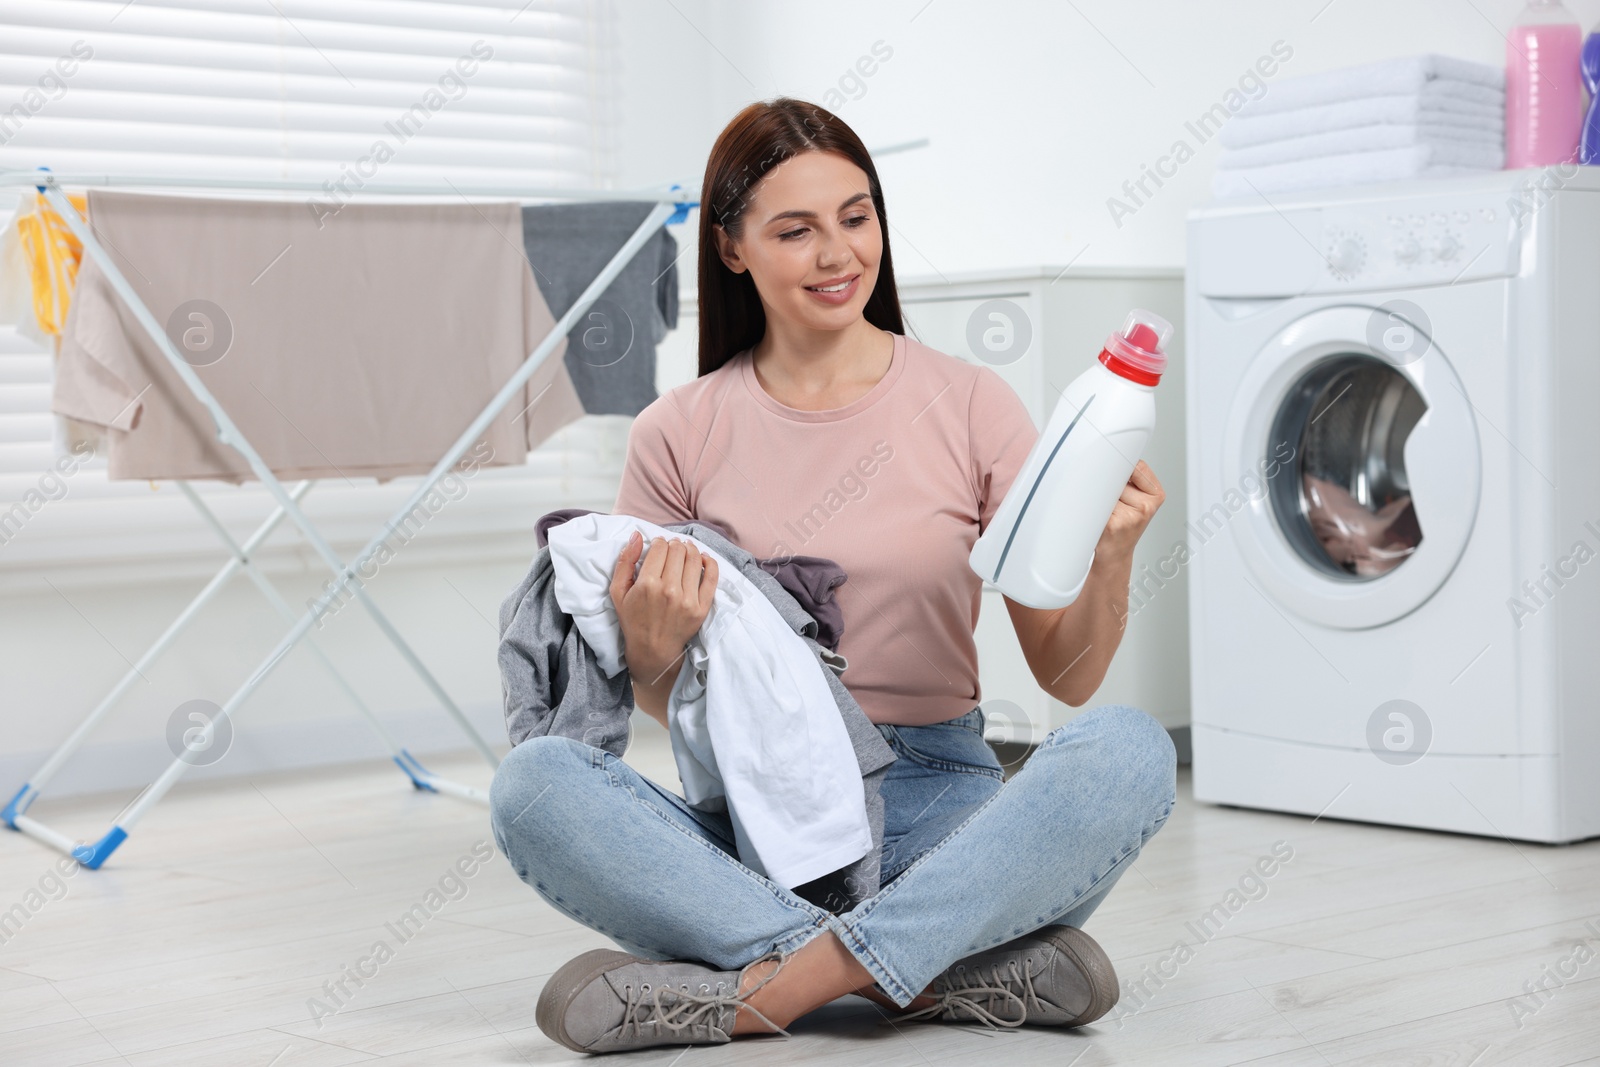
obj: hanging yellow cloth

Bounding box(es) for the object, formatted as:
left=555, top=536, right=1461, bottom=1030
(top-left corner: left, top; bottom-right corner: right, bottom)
left=16, top=192, right=87, bottom=337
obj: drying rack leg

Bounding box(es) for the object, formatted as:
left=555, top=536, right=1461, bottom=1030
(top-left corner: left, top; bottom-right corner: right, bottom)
left=177, top=483, right=491, bottom=804
left=2, top=482, right=313, bottom=840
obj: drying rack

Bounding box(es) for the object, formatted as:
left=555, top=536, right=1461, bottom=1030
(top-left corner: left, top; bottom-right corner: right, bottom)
left=0, top=168, right=695, bottom=868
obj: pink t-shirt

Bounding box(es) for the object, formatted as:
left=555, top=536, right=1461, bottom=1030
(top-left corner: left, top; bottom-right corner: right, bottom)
left=611, top=331, right=1040, bottom=726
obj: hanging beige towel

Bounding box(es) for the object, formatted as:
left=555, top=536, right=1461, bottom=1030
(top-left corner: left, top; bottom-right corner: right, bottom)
left=52, top=190, right=585, bottom=482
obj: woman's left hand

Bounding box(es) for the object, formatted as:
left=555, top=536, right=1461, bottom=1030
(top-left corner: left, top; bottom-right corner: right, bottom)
left=1096, top=460, right=1165, bottom=563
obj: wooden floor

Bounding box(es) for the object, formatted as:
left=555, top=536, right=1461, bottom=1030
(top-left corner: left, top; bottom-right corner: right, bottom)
left=3, top=722, right=1599, bottom=1066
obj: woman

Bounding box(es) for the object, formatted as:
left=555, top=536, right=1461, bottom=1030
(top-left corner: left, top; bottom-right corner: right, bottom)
left=490, top=97, right=1176, bottom=1055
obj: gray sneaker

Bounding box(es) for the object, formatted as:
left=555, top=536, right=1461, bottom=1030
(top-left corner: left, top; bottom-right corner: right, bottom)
left=535, top=947, right=791, bottom=1054
left=889, top=925, right=1118, bottom=1029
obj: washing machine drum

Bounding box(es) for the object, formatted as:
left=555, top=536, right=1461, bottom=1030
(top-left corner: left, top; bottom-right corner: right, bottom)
left=1223, top=305, right=1482, bottom=630
left=1271, top=356, right=1427, bottom=580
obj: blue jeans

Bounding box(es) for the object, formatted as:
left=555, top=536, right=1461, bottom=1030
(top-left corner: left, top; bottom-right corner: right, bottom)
left=488, top=703, right=1176, bottom=1007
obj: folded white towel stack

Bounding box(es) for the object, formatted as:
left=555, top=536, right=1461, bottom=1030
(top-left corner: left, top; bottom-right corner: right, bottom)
left=1211, top=54, right=1505, bottom=199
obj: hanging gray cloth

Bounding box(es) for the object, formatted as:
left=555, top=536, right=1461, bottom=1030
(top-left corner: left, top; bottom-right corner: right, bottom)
left=521, top=201, right=679, bottom=417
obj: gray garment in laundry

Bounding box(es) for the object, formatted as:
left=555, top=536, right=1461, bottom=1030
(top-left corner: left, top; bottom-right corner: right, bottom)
left=498, top=519, right=896, bottom=912
left=521, top=201, right=679, bottom=417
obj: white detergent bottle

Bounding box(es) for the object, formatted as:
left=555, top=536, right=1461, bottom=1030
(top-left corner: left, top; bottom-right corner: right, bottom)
left=969, top=309, right=1172, bottom=609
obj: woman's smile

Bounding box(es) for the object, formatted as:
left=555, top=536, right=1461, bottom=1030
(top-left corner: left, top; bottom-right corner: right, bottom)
left=803, top=273, right=859, bottom=304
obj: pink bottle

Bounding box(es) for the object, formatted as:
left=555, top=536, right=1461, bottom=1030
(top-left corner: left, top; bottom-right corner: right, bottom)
left=1506, top=0, right=1583, bottom=167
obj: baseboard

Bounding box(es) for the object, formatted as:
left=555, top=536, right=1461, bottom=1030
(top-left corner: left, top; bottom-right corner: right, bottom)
left=989, top=725, right=1192, bottom=780
left=1170, top=725, right=1192, bottom=765
left=0, top=701, right=510, bottom=805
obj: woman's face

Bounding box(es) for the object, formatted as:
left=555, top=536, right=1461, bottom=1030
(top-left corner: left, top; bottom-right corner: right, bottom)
left=713, top=149, right=882, bottom=334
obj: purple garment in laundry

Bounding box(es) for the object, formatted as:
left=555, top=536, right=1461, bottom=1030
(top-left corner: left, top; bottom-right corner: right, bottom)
left=535, top=508, right=626, bottom=549
left=533, top=508, right=847, bottom=652
left=752, top=554, right=847, bottom=654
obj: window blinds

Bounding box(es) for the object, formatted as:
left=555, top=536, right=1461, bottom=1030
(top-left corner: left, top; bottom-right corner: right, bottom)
left=0, top=0, right=627, bottom=549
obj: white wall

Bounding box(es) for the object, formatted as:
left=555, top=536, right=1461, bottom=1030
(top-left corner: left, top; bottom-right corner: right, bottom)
left=0, top=558, right=516, bottom=795
left=615, top=0, right=1592, bottom=269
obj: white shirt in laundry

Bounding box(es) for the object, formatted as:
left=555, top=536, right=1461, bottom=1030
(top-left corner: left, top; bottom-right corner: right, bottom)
left=546, top=513, right=872, bottom=889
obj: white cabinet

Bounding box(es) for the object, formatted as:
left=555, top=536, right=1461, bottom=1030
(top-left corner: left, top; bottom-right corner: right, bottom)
left=898, top=267, right=1188, bottom=741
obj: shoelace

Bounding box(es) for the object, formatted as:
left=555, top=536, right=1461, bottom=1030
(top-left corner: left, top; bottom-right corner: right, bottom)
left=889, top=955, right=1043, bottom=1030
left=617, top=951, right=793, bottom=1042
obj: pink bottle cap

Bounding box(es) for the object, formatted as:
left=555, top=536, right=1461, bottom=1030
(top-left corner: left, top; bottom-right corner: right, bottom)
left=1099, top=309, right=1173, bottom=385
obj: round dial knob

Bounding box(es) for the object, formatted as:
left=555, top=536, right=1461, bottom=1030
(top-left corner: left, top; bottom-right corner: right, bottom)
left=1394, top=237, right=1421, bottom=263
left=1327, top=237, right=1364, bottom=276
left=1433, top=235, right=1461, bottom=261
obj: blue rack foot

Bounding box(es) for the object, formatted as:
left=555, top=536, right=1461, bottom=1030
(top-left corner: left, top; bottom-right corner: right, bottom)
left=393, top=750, right=437, bottom=792
left=2, top=783, right=34, bottom=829
left=71, top=826, right=128, bottom=869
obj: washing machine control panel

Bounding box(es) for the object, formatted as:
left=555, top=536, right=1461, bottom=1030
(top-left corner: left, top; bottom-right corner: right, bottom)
left=1319, top=195, right=1518, bottom=290
left=1190, top=178, right=1541, bottom=298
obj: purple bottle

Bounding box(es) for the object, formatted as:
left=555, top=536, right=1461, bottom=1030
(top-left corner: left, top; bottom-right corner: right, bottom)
left=1582, top=23, right=1600, bottom=163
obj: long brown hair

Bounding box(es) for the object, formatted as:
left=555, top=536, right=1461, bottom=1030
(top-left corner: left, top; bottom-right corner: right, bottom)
left=696, top=97, right=905, bottom=377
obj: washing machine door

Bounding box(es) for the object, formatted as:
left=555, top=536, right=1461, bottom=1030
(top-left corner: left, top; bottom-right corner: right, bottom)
left=1221, top=304, right=1481, bottom=629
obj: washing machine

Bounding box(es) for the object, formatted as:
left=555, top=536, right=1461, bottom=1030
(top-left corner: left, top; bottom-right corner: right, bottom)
left=1185, top=166, right=1600, bottom=844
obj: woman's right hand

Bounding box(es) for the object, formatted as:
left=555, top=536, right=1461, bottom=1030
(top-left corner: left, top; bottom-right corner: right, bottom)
left=609, top=530, right=718, bottom=688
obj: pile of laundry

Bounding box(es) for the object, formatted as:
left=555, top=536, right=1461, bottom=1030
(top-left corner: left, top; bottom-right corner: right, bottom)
left=498, top=509, right=897, bottom=913
left=1212, top=54, right=1506, bottom=199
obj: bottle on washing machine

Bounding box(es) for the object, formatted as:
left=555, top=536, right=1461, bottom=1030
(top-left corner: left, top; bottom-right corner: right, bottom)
left=1506, top=0, right=1583, bottom=167
left=968, top=309, right=1171, bottom=610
